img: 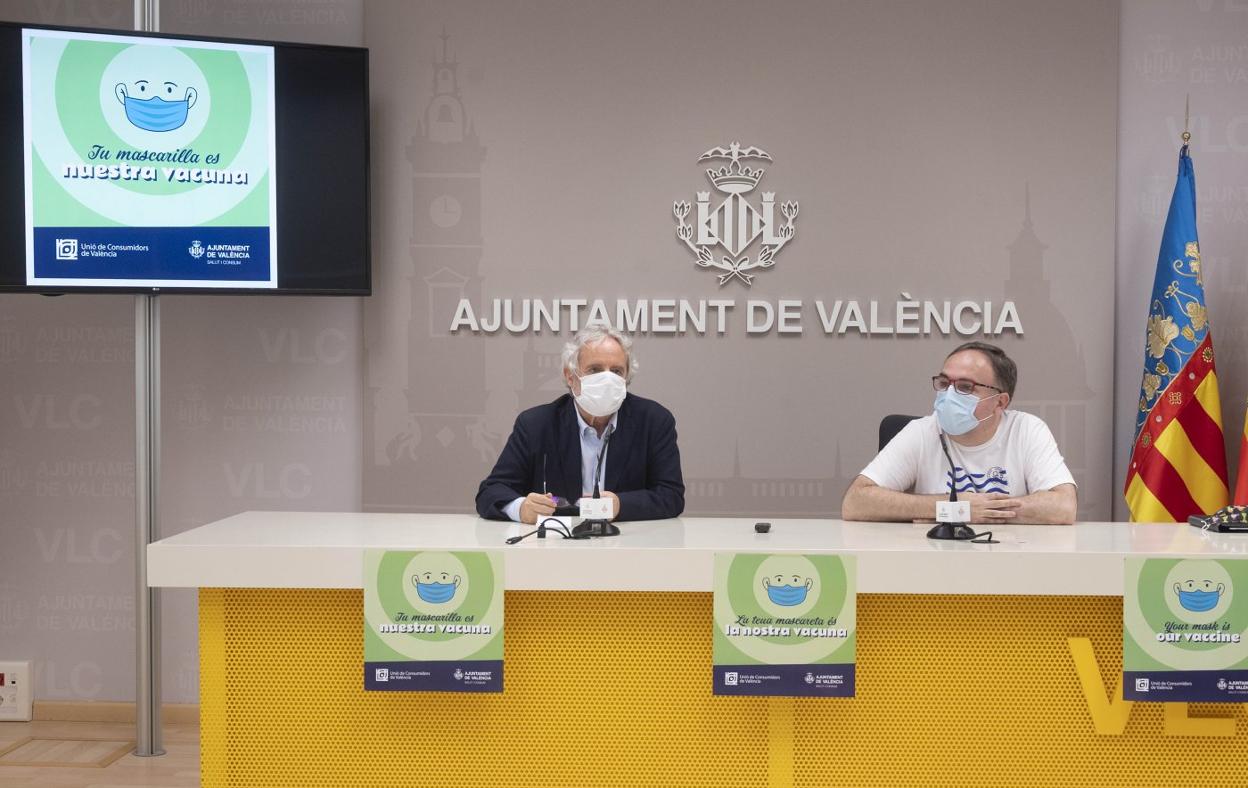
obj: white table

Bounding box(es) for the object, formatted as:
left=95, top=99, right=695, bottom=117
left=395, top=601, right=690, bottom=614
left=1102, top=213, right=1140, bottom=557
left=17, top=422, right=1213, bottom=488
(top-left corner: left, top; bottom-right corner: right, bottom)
left=156, top=512, right=1248, bottom=788
left=148, top=511, right=1245, bottom=594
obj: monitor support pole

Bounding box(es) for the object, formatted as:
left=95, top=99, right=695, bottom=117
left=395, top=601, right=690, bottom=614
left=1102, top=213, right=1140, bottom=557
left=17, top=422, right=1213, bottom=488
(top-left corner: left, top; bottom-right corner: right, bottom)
left=134, top=0, right=164, bottom=763
left=134, top=293, right=163, bottom=757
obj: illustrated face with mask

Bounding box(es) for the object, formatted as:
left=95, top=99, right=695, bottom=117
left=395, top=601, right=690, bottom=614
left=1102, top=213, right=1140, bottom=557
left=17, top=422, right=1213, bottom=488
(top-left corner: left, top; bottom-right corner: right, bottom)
left=412, top=570, right=461, bottom=604
left=115, top=79, right=199, bottom=133
left=762, top=574, right=814, bottom=607
left=932, top=350, right=1009, bottom=437
left=566, top=337, right=630, bottom=419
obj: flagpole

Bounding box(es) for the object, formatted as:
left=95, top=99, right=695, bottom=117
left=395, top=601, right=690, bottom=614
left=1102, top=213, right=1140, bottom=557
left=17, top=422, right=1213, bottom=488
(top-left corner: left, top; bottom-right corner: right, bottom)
left=1183, top=94, right=1191, bottom=147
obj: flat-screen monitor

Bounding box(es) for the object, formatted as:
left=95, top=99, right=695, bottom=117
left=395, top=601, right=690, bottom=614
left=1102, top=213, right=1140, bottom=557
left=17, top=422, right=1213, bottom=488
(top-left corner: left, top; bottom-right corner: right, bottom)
left=0, top=22, right=369, bottom=295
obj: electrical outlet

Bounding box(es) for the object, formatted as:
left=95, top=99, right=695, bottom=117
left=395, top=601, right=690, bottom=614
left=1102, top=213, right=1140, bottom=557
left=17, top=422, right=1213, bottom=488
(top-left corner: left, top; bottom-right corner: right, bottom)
left=0, top=661, right=32, bottom=721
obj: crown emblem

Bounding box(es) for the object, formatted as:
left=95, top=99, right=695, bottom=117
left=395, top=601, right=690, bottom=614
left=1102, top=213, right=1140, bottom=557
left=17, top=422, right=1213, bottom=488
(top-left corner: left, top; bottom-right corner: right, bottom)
left=704, top=165, right=764, bottom=194
left=699, top=142, right=772, bottom=194
left=673, top=142, right=798, bottom=286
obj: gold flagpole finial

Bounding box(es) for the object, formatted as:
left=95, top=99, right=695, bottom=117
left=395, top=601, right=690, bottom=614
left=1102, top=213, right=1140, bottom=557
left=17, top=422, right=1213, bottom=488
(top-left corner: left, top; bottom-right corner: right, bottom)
left=1182, top=94, right=1191, bottom=145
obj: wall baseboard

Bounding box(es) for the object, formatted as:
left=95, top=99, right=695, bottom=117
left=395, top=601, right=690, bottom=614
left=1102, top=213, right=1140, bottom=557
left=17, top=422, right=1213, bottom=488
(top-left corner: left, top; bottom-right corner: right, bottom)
left=33, top=700, right=199, bottom=725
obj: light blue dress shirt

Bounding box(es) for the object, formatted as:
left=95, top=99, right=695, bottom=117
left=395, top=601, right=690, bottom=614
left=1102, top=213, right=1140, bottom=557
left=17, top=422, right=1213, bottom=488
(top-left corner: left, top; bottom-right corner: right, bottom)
left=503, top=410, right=619, bottom=522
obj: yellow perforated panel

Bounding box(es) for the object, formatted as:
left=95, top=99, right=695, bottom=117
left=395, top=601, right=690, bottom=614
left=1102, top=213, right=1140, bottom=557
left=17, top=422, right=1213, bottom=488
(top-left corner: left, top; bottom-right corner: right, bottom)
left=201, top=590, right=1248, bottom=788
left=794, top=595, right=1248, bottom=787
left=202, top=589, right=768, bottom=787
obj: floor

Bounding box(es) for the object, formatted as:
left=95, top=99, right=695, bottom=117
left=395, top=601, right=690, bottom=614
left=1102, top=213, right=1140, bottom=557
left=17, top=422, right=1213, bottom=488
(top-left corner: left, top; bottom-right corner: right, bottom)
left=0, top=720, right=198, bottom=788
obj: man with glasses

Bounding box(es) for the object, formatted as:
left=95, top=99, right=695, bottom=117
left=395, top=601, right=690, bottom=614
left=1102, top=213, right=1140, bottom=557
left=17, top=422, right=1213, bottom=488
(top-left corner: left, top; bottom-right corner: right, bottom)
left=841, top=341, right=1077, bottom=524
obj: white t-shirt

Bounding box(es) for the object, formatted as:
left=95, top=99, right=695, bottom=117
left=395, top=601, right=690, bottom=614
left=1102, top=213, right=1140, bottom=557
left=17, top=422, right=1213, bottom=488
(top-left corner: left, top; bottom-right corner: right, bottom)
left=860, top=410, right=1076, bottom=497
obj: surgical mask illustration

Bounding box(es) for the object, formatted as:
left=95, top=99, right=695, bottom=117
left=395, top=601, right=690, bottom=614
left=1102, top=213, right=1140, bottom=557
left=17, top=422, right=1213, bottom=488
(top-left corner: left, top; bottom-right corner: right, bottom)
left=575, top=371, right=626, bottom=418
left=1174, top=579, right=1225, bottom=613
left=115, top=81, right=198, bottom=132
left=763, top=574, right=813, bottom=607
left=413, top=571, right=461, bottom=604
left=933, top=388, right=996, bottom=436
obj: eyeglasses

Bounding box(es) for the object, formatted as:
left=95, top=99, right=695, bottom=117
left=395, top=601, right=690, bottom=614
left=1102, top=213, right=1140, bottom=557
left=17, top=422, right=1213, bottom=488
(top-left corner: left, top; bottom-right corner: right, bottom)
left=932, top=374, right=1003, bottom=396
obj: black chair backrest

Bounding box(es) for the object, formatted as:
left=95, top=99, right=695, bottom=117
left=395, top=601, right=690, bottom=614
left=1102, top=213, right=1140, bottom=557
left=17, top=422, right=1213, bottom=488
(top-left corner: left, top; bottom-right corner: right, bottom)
left=878, top=414, right=920, bottom=451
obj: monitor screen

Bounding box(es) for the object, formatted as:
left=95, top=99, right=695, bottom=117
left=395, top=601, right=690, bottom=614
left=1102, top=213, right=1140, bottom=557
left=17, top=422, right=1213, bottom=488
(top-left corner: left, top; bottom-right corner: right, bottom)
left=0, top=22, right=370, bottom=295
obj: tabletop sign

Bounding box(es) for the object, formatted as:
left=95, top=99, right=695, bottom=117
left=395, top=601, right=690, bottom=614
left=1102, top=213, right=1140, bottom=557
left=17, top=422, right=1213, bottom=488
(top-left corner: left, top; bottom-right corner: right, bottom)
left=713, top=553, right=856, bottom=696
left=363, top=550, right=503, bottom=692
left=1124, top=557, right=1248, bottom=702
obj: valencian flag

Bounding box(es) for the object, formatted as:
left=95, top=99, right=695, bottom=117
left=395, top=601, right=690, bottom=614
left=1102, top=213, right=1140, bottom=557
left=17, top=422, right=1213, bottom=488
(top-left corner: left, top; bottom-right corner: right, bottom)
left=1125, top=146, right=1229, bottom=521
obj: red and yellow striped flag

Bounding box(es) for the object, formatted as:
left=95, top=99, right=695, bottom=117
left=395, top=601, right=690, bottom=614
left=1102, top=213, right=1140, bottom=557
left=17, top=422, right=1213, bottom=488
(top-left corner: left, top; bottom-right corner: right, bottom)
left=1124, top=146, right=1228, bottom=521
left=1234, top=410, right=1248, bottom=505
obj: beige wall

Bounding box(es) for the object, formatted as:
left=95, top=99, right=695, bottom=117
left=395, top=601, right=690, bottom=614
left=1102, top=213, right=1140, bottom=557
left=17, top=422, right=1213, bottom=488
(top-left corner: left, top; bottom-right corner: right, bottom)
left=15, top=0, right=1242, bottom=704
left=1115, top=0, right=1248, bottom=519
left=363, top=0, right=1118, bottom=521
left=0, top=0, right=365, bottom=704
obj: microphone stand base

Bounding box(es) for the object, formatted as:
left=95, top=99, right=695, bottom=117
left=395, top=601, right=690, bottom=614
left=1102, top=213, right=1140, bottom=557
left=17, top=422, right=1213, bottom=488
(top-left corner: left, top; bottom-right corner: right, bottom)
left=572, top=519, right=620, bottom=538
left=926, top=522, right=977, bottom=541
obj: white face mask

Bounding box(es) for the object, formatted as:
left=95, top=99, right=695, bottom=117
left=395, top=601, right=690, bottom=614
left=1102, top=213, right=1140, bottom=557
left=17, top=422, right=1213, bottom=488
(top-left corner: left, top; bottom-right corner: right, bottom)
left=574, top=371, right=626, bottom=417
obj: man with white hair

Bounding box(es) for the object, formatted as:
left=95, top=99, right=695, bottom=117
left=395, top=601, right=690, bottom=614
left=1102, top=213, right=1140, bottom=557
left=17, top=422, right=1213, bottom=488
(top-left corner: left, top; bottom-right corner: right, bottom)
left=476, top=325, right=685, bottom=523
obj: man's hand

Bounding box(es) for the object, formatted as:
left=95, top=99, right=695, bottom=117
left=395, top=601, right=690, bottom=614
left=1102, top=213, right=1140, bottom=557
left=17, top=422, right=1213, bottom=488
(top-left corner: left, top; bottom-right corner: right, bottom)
left=961, top=492, right=1021, bottom=523
left=519, top=493, right=556, bottom=524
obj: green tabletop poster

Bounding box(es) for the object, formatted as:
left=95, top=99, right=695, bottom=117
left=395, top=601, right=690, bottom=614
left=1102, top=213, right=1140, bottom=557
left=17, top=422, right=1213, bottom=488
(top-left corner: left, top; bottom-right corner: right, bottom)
left=713, top=553, right=856, bottom=696
left=1124, top=557, right=1248, bottom=702
left=364, top=550, right=503, bottom=692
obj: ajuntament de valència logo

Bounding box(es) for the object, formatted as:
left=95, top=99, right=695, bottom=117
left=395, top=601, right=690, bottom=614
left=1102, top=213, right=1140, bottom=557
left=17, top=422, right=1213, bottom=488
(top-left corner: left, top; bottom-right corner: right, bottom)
left=674, top=142, right=798, bottom=287
left=444, top=137, right=1025, bottom=337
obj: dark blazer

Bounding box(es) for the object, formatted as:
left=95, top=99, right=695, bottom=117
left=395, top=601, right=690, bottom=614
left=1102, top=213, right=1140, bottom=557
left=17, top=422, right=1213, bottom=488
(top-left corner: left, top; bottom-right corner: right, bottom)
left=475, top=393, right=685, bottom=522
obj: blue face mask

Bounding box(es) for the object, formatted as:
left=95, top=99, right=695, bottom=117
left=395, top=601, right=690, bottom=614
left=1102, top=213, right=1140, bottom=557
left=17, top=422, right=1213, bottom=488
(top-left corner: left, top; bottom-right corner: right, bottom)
left=414, top=579, right=459, bottom=604
left=122, top=93, right=192, bottom=132
left=1175, top=582, right=1224, bottom=613
left=764, top=577, right=812, bottom=607
left=934, top=388, right=997, bottom=436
